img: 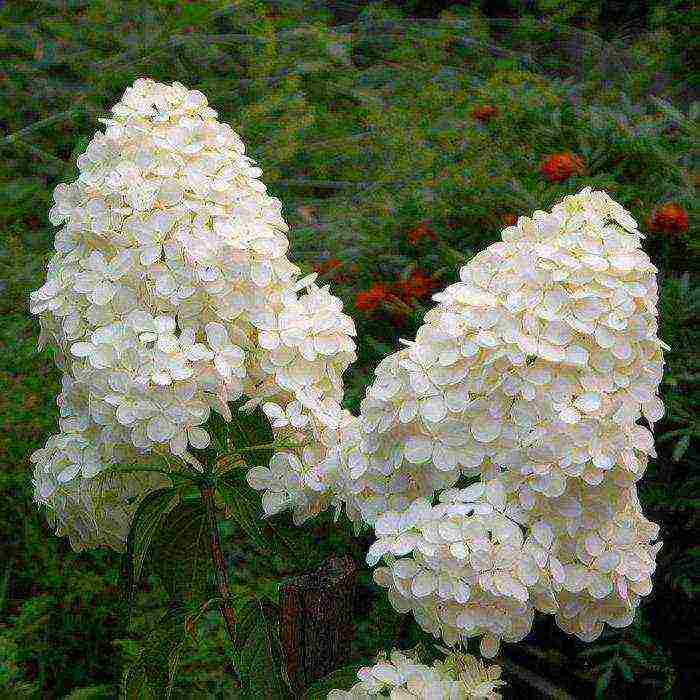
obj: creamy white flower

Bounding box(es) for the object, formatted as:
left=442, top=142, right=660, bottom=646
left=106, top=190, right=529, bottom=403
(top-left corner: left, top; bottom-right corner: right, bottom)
left=262, top=400, right=309, bottom=429
left=30, top=78, right=356, bottom=549
left=327, top=649, right=504, bottom=699
left=288, top=187, right=665, bottom=656
left=31, top=81, right=662, bottom=672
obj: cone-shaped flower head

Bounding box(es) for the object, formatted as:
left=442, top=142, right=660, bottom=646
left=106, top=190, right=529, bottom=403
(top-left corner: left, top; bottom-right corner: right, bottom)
left=357, top=187, right=665, bottom=651
left=249, top=186, right=666, bottom=653
left=30, top=78, right=356, bottom=549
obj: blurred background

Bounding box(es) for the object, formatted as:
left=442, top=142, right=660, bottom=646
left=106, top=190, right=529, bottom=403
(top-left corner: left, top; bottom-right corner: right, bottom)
left=0, top=1, right=697, bottom=697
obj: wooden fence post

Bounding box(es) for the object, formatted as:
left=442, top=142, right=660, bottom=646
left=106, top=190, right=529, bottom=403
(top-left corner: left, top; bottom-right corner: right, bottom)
left=279, top=555, right=357, bottom=694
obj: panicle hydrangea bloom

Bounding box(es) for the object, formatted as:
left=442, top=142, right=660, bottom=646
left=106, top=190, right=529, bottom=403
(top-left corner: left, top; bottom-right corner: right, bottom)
left=249, top=186, right=666, bottom=654
left=30, top=79, right=665, bottom=671
left=327, top=648, right=504, bottom=699
left=30, top=78, right=356, bottom=548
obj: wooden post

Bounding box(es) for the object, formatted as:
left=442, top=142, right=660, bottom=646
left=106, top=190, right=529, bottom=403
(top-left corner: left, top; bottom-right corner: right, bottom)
left=279, top=555, right=357, bottom=693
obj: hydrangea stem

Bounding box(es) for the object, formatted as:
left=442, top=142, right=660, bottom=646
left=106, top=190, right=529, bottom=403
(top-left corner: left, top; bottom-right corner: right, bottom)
left=200, top=483, right=236, bottom=644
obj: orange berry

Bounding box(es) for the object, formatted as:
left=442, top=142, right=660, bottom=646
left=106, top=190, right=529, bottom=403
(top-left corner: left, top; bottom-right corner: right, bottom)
left=540, top=152, right=585, bottom=183
left=395, top=270, right=439, bottom=303
left=406, top=221, right=437, bottom=246
left=315, top=258, right=343, bottom=276
left=471, top=104, right=498, bottom=122
left=650, top=203, right=689, bottom=235
left=355, top=283, right=391, bottom=312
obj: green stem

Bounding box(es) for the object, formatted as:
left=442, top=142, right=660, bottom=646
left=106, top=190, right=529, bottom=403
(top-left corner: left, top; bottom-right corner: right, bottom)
left=235, top=441, right=281, bottom=453
left=101, top=466, right=189, bottom=480
left=234, top=438, right=311, bottom=454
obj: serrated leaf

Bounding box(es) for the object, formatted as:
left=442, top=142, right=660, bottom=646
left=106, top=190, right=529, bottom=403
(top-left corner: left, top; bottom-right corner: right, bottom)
left=595, top=665, right=613, bottom=698
left=216, top=478, right=269, bottom=552
left=302, top=664, right=364, bottom=699
left=206, top=408, right=231, bottom=454
left=227, top=398, right=274, bottom=468
left=123, top=488, right=179, bottom=615
left=615, top=656, right=634, bottom=683
left=148, top=501, right=212, bottom=603
left=121, top=603, right=189, bottom=700
left=216, top=474, right=301, bottom=565
left=231, top=597, right=293, bottom=699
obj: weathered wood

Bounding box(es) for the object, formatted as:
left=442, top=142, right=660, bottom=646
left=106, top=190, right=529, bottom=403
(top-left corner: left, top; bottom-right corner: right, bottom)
left=279, top=555, right=357, bottom=693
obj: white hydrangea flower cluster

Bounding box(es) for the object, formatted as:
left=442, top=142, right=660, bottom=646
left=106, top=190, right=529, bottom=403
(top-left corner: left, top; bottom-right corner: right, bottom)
left=351, top=187, right=666, bottom=652
left=249, top=187, right=666, bottom=653
left=28, top=429, right=167, bottom=551
left=30, top=78, right=356, bottom=548
left=327, top=648, right=504, bottom=699
left=244, top=280, right=359, bottom=523
left=29, top=79, right=664, bottom=666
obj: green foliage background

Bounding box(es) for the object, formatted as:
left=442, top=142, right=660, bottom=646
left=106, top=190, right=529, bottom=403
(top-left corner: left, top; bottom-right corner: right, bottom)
left=0, top=0, right=697, bottom=697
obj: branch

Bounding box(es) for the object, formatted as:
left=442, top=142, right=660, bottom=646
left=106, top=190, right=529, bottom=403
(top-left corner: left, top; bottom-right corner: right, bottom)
left=500, top=658, right=577, bottom=700
left=200, top=483, right=236, bottom=644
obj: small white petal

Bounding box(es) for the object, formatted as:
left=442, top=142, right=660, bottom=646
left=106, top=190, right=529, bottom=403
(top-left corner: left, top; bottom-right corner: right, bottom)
left=188, top=427, right=210, bottom=449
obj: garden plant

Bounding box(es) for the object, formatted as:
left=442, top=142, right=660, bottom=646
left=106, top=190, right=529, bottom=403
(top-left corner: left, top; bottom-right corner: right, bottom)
left=1, top=1, right=697, bottom=698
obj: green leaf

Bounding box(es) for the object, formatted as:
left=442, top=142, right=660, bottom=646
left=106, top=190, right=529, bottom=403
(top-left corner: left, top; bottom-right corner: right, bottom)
left=121, top=603, right=189, bottom=700
left=216, top=473, right=302, bottom=565
left=205, top=408, right=231, bottom=454
left=616, top=656, right=634, bottom=683
left=656, top=428, right=689, bottom=444
left=123, top=488, right=180, bottom=615
left=0, top=562, right=11, bottom=616
left=302, top=664, right=364, bottom=699
left=579, top=643, right=619, bottom=657
left=216, top=476, right=270, bottom=552
left=231, top=597, right=293, bottom=699
left=148, top=500, right=212, bottom=603
left=232, top=596, right=260, bottom=646
left=621, top=641, right=648, bottom=664
left=61, top=686, right=114, bottom=699
left=595, top=665, right=613, bottom=698
left=227, top=398, right=275, bottom=468
left=672, top=434, right=690, bottom=462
